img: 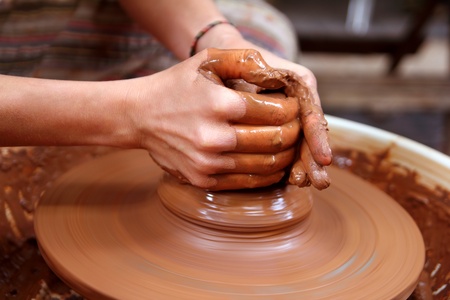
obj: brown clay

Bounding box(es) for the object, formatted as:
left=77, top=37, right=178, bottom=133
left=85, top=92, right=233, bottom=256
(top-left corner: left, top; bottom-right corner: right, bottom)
left=1, top=145, right=448, bottom=299
left=333, top=148, right=450, bottom=299
left=35, top=149, right=425, bottom=299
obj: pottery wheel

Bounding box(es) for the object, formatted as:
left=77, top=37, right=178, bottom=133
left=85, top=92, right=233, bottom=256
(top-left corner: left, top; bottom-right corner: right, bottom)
left=34, top=149, right=425, bottom=300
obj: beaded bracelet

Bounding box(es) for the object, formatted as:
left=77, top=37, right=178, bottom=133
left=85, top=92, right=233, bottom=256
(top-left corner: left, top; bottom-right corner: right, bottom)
left=189, top=20, right=234, bottom=57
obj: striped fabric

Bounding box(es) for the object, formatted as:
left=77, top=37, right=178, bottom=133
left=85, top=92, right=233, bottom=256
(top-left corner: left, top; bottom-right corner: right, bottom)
left=0, top=0, right=297, bottom=80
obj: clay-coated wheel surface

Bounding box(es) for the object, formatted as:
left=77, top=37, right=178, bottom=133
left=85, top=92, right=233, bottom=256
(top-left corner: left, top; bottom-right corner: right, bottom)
left=34, top=150, right=425, bottom=300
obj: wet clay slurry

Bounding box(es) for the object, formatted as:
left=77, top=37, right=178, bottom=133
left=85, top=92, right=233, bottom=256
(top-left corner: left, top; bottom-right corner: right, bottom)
left=35, top=150, right=425, bottom=300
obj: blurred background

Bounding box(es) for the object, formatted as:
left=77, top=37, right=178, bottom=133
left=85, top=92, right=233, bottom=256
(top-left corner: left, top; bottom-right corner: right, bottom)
left=271, top=0, right=449, bottom=155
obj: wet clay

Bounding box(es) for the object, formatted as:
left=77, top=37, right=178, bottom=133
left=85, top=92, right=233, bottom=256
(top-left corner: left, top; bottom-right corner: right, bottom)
left=0, top=146, right=114, bottom=254
left=333, top=148, right=450, bottom=299
left=0, top=146, right=113, bottom=299
left=1, top=145, right=448, bottom=299
left=34, top=149, right=424, bottom=300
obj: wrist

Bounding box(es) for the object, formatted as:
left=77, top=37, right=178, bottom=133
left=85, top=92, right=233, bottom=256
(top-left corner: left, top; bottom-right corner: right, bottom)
left=194, top=24, right=282, bottom=68
left=195, top=22, right=243, bottom=53
left=101, top=80, right=144, bottom=149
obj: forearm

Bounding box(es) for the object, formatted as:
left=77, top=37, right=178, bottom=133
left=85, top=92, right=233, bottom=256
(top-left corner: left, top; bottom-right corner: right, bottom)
left=0, top=75, right=135, bottom=147
left=118, top=0, right=240, bottom=60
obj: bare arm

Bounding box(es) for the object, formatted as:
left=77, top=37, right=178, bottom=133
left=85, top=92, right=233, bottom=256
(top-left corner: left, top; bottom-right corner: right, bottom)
left=0, top=1, right=331, bottom=190
left=0, top=50, right=302, bottom=190
left=0, top=75, right=135, bottom=147
left=118, top=0, right=240, bottom=60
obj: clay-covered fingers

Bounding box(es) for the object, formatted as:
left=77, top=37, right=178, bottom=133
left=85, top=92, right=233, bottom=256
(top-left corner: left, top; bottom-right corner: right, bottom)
left=224, top=79, right=261, bottom=94
left=158, top=149, right=294, bottom=191
left=207, top=172, right=286, bottom=191
left=234, top=119, right=300, bottom=153
left=289, top=140, right=330, bottom=190
left=219, top=148, right=296, bottom=175
left=194, top=48, right=332, bottom=190
left=200, top=48, right=331, bottom=164
left=231, top=91, right=298, bottom=125
left=199, top=49, right=282, bottom=87
left=299, top=97, right=332, bottom=167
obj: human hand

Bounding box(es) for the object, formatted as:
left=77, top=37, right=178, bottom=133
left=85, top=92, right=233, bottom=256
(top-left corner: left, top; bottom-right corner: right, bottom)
left=198, top=48, right=332, bottom=190
left=201, top=90, right=301, bottom=191
left=126, top=49, right=301, bottom=190
left=195, top=25, right=332, bottom=189
left=262, top=57, right=332, bottom=190
left=272, top=60, right=331, bottom=190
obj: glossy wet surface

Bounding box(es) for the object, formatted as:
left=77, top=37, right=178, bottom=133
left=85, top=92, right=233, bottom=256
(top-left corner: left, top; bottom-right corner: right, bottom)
left=35, top=149, right=424, bottom=299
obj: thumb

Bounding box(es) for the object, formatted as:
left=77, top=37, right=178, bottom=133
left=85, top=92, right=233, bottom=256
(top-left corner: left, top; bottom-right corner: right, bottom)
left=198, top=48, right=287, bottom=90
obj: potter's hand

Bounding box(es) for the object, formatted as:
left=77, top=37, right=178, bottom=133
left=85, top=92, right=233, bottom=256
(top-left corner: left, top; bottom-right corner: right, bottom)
left=199, top=48, right=331, bottom=190
left=208, top=91, right=300, bottom=190
left=127, top=49, right=299, bottom=190
left=267, top=59, right=331, bottom=190
left=275, top=62, right=331, bottom=190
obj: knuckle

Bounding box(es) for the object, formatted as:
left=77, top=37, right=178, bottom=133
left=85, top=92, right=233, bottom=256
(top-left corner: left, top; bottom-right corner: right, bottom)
left=195, top=125, right=236, bottom=152
left=195, top=129, right=223, bottom=152
left=245, top=49, right=263, bottom=61
left=195, top=132, right=213, bottom=151
left=210, top=95, right=232, bottom=114
left=188, top=174, right=217, bottom=189
left=211, top=92, right=245, bottom=118
left=191, top=155, right=214, bottom=174
left=302, top=69, right=318, bottom=89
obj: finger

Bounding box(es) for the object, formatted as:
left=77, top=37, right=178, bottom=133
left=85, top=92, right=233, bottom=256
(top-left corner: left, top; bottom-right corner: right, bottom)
left=218, top=148, right=295, bottom=175
left=300, top=98, right=332, bottom=166
left=279, top=70, right=332, bottom=166
left=289, top=161, right=309, bottom=188
left=207, top=171, right=286, bottom=191
left=200, top=49, right=291, bottom=90
left=234, top=119, right=300, bottom=153
left=200, top=48, right=271, bottom=81
left=289, top=141, right=330, bottom=190
left=199, top=49, right=327, bottom=152
left=244, top=65, right=332, bottom=166
left=224, top=79, right=262, bottom=93
left=288, top=139, right=309, bottom=188
left=230, top=91, right=298, bottom=125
